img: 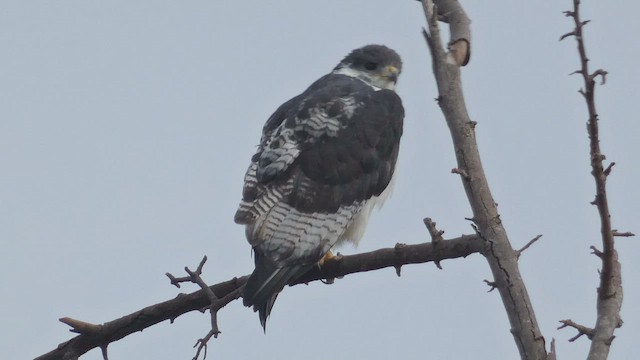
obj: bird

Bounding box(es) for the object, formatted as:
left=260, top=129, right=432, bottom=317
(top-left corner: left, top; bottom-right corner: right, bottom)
left=234, top=44, right=404, bottom=330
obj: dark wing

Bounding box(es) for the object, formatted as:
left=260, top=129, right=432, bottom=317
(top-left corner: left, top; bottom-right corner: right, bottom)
left=236, top=74, right=403, bottom=328
left=291, top=84, right=403, bottom=213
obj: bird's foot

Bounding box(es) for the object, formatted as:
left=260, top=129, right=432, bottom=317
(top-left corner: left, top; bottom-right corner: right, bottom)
left=318, top=250, right=343, bottom=267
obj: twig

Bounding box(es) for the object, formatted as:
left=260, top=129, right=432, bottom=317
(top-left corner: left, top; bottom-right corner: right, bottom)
left=603, top=162, right=615, bottom=176
left=166, top=256, right=227, bottom=360
left=423, top=218, right=445, bottom=269
left=612, top=230, right=635, bottom=237
left=166, top=256, right=209, bottom=289
left=590, top=69, right=608, bottom=85
left=516, top=234, right=543, bottom=258
left=558, top=319, right=595, bottom=342
left=423, top=218, right=445, bottom=243
left=483, top=279, right=498, bottom=292
left=590, top=245, right=604, bottom=259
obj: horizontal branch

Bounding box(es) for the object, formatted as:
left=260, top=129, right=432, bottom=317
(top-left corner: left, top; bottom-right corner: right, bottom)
left=36, top=234, right=482, bottom=360
left=36, top=276, right=247, bottom=360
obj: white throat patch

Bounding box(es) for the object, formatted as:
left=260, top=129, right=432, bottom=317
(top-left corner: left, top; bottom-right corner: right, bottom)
left=333, top=67, right=396, bottom=91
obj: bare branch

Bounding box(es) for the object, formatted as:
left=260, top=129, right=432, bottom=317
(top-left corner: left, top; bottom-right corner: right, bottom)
left=562, top=1, right=624, bottom=358
left=36, top=235, right=482, bottom=360
left=166, top=272, right=186, bottom=288
left=421, top=0, right=549, bottom=358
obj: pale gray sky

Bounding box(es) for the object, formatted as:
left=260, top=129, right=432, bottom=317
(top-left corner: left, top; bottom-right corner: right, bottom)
left=2, top=1, right=638, bottom=359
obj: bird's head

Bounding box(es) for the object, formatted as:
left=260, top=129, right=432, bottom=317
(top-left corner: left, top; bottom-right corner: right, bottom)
left=333, top=44, right=402, bottom=90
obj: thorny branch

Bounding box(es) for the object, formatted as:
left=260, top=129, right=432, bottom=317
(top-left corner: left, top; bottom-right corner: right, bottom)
left=560, top=1, right=630, bottom=358
left=165, top=256, right=232, bottom=360
left=36, top=235, right=482, bottom=360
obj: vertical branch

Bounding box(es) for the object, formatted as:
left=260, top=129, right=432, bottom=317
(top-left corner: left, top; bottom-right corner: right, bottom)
left=420, top=1, right=550, bottom=359
left=561, top=1, right=625, bottom=359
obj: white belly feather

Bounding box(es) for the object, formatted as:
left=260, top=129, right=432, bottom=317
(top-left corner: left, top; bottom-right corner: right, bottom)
left=335, top=171, right=397, bottom=248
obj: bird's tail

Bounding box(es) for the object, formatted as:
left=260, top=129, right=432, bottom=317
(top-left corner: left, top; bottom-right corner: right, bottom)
left=242, top=252, right=311, bottom=330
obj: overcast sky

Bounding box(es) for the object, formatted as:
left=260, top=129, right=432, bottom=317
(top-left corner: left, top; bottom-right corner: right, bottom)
left=2, top=1, right=638, bottom=359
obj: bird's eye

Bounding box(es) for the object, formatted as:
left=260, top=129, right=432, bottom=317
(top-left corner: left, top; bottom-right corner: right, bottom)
left=363, top=62, right=378, bottom=70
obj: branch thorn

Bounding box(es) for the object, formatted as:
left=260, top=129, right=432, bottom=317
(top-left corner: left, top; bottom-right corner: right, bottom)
left=394, top=265, right=402, bottom=277
left=100, top=345, right=109, bottom=360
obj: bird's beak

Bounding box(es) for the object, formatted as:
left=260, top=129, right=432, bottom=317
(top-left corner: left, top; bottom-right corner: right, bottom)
left=382, top=65, right=400, bottom=83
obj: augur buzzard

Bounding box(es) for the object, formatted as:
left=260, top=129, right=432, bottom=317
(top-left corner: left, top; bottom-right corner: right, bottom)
left=235, top=44, right=404, bottom=329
